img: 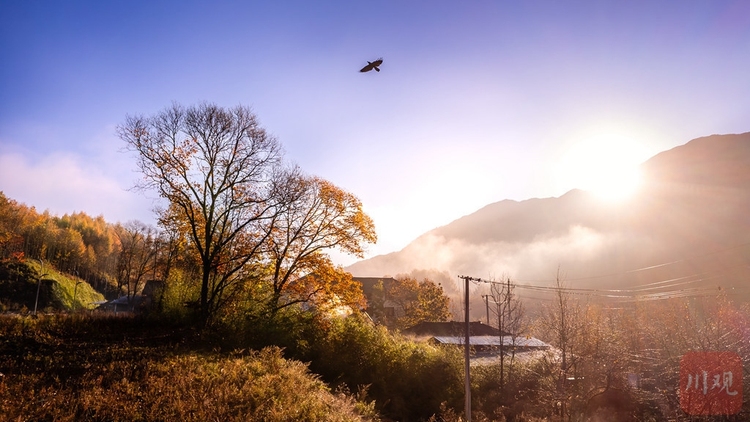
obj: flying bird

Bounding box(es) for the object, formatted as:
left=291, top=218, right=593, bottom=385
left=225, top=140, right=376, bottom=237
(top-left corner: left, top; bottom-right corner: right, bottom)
left=360, top=58, right=383, bottom=73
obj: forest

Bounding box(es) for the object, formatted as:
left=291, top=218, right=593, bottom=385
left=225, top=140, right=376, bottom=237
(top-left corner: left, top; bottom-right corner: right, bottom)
left=1, top=102, right=748, bottom=421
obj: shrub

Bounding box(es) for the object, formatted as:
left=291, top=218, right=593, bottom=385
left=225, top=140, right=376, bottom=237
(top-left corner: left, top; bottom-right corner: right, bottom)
left=0, top=259, right=40, bottom=310
left=0, top=314, right=377, bottom=422
left=297, top=314, right=465, bottom=421
left=158, top=268, right=201, bottom=321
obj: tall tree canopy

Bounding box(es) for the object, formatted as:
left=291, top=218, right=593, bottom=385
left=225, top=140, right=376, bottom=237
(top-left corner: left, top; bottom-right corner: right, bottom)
left=0, top=192, right=25, bottom=260
left=114, top=221, right=158, bottom=306
left=265, top=174, right=376, bottom=314
left=119, top=102, right=376, bottom=324
left=119, top=103, right=283, bottom=324
left=388, top=276, right=451, bottom=330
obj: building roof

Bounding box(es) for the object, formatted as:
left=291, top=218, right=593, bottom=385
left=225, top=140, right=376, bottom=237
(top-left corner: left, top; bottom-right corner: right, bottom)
left=431, top=335, right=550, bottom=349
left=401, top=321, right=510, bottom=337
left=351, top=276, right=398, bottom=299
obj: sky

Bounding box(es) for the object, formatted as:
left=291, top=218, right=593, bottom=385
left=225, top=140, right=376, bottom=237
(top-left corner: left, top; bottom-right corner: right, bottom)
left=1, top=1, right=749, bottom=266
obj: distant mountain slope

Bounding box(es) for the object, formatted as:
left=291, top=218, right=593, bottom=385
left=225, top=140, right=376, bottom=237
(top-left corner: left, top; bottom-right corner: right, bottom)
left=642, top=132, right=750, bottom=188
left=347, top=132, right=750, bottom=305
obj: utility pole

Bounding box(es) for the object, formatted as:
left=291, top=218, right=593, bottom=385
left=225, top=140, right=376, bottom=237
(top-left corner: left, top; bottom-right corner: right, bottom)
left=458, top=275, right=481, bottom=422
left=506, top=277, right=512, bottom=326
left=34, top=258, right=46, bottom=316
left=458, top=275, right=512, bottom=422
left=482, top=294, right=490, bottom=325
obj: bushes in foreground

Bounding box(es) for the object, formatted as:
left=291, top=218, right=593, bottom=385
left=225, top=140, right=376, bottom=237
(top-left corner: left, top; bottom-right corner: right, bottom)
left=0, top=314, right=377, bottom=422
left=225, top=311, right=465, bottom=421
left=0, top=311, right=466, bottom=422
left=305, top=315, right=465, bottom=421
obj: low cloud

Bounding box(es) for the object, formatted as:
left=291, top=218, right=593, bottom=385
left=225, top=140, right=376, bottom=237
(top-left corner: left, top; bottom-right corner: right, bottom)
left=361, top=225, right=632, bottom=280
left=347, top=224, right=658, bottom=319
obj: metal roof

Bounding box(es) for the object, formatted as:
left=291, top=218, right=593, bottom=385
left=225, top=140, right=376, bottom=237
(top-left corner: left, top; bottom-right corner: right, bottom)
left=431, top=335, right=549, bottom=348
left=403, top=321, right=507, bottom=337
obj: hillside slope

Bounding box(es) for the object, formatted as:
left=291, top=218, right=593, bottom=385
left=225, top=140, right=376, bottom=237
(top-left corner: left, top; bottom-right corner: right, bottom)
left=347, top=132, right=750, bottom=305
left=0, top=260, right=104, bottom=312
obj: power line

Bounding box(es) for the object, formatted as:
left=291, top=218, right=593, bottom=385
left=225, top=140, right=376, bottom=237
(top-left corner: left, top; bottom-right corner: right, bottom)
left=515, top=241, right=750, bottom=284
left=514, top=282, right=750, bottom=302
left=510, top=262, right=750, bottom=296
left=468, top=270, right=749, bottom=302
left=457, top=275, right=474, bottom=422
left=460, top=242, right=750, bottom=305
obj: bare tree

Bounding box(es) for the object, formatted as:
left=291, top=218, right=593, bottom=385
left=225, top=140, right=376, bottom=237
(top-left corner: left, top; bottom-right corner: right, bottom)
left=489, top=277, right=526, bottom=390
left=537, top=270, right=587, bottom=421
left=119, top=102, right=283, bottom=325
left=114, top=221, right=157, bottom=308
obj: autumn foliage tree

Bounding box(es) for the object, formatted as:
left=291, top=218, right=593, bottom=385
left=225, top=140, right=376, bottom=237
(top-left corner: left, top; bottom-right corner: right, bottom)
left=388, top=276, right=451, bottom=330
left=263, top=174, right=376, bottom=315
left=0, top=193, right=25, bottom=260
left=114, top=221, right=158, bottom=306
left=119, top=103, right=285, bottom=325
left=119, top=102, right=376, bottom=325
left=286, top=259, right=368, bottom=316
left=0, top=192, right=120, bottom=292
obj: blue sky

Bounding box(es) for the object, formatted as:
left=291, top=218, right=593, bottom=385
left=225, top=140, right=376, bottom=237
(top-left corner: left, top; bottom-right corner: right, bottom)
left=1, top=1, right=749, bottom=264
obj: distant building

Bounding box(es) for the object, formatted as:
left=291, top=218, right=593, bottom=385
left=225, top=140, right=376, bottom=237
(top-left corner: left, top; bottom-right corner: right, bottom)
left=402, top=320, right=551, bottom=364
left=94, top=295, right=144, bottom=313
left=429, top=335, right=550, bottom=353
left=402, top=321, right=509, bottom=338
left=94, top=279, right=164, bottom=313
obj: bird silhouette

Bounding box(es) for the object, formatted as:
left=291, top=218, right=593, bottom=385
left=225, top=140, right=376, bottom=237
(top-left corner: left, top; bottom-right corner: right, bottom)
left=360, top=58, right=383, bottom=73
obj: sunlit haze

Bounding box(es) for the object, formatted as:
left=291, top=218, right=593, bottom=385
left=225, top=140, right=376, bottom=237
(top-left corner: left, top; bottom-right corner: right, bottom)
left=2, top=1, right=749, bottom=266
left=553, top=131, right=651, bottom=202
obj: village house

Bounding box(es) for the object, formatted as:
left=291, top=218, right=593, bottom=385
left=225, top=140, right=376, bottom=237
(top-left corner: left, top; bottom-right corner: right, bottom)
left=402, top=320, right=551, bottom=364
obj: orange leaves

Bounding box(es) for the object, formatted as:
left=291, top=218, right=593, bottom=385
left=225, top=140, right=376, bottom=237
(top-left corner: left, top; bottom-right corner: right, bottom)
left=119, top=103, right=378, bottom=323
left=286, top=257, right=367, bottom=314
left=386, top=277, right=451, bottom=330
left=264, top=175, right=376, bottom=313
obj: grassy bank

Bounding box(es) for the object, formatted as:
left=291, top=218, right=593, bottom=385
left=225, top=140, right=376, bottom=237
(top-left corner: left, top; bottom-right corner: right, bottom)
left=0, top=314, right=378, bottom=422
left=0, top=260, right=104, bottom=312
left=27, top=260, right=105, bottom=311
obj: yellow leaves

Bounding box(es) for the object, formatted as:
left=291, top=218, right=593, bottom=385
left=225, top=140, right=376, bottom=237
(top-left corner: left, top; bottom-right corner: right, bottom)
left=280, top=256, right=366, bottom=313
left=386, top=277, right=451, bottom=330
left=120, top=103, right=380, bottom=322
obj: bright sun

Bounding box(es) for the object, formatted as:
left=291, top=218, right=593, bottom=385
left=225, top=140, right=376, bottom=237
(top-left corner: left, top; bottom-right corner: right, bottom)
left=554, top=134, right=650, bottom=202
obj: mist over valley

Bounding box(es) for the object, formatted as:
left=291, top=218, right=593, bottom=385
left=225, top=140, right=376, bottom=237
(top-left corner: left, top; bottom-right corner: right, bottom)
left=347, top=132, right=750, bottom=316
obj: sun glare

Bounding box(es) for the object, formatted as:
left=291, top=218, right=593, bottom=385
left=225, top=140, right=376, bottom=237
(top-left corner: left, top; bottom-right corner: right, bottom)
left=555, top=133, right=650, bottom=202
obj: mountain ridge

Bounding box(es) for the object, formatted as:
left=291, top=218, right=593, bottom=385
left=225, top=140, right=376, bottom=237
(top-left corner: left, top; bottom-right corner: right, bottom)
left=347, top=132, right=750, bottom=304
